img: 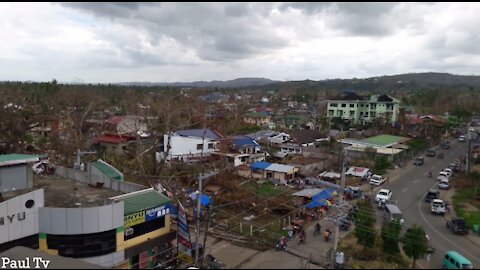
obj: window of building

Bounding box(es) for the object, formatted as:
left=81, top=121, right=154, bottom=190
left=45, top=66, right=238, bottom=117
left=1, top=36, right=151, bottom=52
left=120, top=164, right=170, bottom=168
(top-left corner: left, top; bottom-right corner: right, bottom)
left=365, top=112, right=369, bottom=117
left=197, top=144, right=203, bottom=150
left=330, top=103, right=338, bottom=107
left=208, top=143, right=214, bottom=149
left=370, top=112, right=376, bottom=117
left=328, top=110, right=334, bottom=116
left=350, top=111, right=355, bottom=116
left=341, top=104, right=346, bottom=107
left=360, top=112, right=364, bottom=116
left=349, top=104, right=355, bottom=107
left=47, top=229, right=116, bottom=258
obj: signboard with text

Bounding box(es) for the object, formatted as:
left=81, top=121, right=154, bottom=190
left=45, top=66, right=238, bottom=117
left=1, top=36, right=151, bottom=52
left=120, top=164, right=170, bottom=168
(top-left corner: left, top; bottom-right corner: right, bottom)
left=145, top=205, right=170, bottom=222
left=124, top=211, right=145, bottom=227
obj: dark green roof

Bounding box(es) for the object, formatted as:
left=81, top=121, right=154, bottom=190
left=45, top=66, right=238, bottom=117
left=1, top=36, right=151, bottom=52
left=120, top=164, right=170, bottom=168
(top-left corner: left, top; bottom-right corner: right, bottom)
left=118, top=190, right=171, bottom=215
left=91, top=161, right=123, bottom=181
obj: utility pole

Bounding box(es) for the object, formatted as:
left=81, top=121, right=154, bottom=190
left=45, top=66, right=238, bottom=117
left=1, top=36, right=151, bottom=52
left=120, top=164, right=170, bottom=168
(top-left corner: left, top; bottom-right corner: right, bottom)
left=194, top=175, right=203, bottom=267
left=466, top=122, right=471, bottom=175
left=332, top=148, right=347, bottom=269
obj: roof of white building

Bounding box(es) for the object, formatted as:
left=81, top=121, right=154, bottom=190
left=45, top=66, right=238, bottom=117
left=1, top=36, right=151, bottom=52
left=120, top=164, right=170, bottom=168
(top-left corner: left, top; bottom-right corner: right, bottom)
left=266, top=163, right=296, bottom=173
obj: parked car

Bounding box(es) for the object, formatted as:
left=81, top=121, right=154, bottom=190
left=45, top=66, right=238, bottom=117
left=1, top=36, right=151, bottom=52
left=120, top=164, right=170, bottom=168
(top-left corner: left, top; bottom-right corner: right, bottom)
left=444, top=168, right=454, bottom=177
left=425, top=189, right=440, bottom=203
left=438, top=171, right=450, bottom=181
left=426, top=149, right=436, bottom=157
left=414, top=156, right=425, bottom=166
left=375, top=189, right=392, bottom=203
left=431, top=199, right=446, bottom=215
left=441, top=143, right=450, bottom=150
left=446, top=218, right=469, bottom=235
left=459, top=135, right=466, bottom=142
left=336, top=215, right=352, bottom=231
left=369, top=174, right=386, bottom=186
left=438, top=178, right=450, bottom=190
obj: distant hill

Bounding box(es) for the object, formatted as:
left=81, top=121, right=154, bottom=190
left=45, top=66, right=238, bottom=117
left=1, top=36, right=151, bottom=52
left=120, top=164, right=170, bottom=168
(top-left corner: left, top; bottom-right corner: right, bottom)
left=114, top=72, right=480, bottom=92
left=116, top=77, right=281, bottom=88
left=258, top=72, right=480, bottom=93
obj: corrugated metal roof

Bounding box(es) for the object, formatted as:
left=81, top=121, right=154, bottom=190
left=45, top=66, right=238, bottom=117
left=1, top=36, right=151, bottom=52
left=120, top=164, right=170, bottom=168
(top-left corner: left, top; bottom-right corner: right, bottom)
left=232, top=136, right=259, bottom=148
left=0, top=154, right=40, bottom=167
left=266, top=163, right=296, bottom=173
left=250, top=161, right=272, bottom=170
left=115, top=189, right=171, bottom=215
left=176, top=128, right=222, bottom=139
left=91, top=161, right=123, bottom=181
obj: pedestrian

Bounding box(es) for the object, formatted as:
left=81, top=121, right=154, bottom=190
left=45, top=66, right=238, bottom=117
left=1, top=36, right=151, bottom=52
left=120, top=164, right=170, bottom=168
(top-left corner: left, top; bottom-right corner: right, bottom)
left=314, top=222, right=321, bottom=237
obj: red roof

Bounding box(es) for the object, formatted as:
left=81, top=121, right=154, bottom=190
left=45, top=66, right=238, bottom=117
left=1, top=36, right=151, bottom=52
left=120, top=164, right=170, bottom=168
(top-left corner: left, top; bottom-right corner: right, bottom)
left=409, top=114, right=447, bottom=125
left=92, top=134, right=137, bottom=144
left=106, top=116, right=124, bottom=125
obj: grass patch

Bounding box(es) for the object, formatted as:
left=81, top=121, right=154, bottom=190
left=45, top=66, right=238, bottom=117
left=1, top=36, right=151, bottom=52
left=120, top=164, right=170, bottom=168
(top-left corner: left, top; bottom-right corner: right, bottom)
left=339, top=232, right=410, bottom=269
left=452, top=187, right=480, bottom=228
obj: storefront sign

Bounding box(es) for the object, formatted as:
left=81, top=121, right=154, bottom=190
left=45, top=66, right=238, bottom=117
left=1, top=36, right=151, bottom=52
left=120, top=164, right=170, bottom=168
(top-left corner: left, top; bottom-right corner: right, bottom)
left=124, top=211, right=145, bottom=227
left=177, top=202, right=193, bottom=265
left=145, top=205, right=170, bottom=222
left=0, top=212, right=26, bottom=226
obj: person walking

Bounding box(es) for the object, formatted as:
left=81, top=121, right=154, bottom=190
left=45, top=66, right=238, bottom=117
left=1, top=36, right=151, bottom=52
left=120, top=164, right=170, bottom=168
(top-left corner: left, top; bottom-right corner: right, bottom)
left=314, top=222, right=322, bottom=237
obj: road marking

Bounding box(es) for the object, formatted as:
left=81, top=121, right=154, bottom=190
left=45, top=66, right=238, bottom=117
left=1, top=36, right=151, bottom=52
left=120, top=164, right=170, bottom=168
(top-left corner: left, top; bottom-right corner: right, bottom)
left=414, top=179, right=418, bottom=183
left=417, top=183, right=480, bottom=264
left=402, top=188, right=408, bottom=193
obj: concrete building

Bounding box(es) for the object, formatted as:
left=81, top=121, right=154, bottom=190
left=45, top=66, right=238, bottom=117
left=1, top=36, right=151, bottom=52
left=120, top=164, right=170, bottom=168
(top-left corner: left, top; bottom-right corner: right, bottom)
left=0, top=154, right=40, bottom=193
left=0, top=161, right=174, bottom=269
left=237, top=161, right=299, bottom=184
left=157, top=128, right=223, bottom=162
left=212, top=136, right=268, bottom=167
left=327, top=92, right=400, bottom=125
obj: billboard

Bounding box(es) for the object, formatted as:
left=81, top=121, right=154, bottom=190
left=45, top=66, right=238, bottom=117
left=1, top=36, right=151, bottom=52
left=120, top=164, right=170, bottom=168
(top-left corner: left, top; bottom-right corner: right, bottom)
left=124, top=211, right=145, bottom=227
left=145, top=205, right=170, bottom=222
left=176, top=202, right=193, bottom=265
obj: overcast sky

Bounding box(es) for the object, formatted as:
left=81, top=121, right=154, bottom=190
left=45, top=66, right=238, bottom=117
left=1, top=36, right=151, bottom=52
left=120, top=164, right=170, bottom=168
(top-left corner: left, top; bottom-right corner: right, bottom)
left=1, top=2, right=480, bottom=83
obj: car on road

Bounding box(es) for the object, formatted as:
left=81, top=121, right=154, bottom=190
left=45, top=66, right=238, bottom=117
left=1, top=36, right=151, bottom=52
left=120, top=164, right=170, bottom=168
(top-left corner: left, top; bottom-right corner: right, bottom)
left=441, top=143, right=450, bottom=150
left=375, top=189, right=392, bottom=203
left=414, top=156, right=425, bottom=166
left=426, top=149, right=436, bottom=157
left=442, top=251, right=474, bottom=269
left=425, top=189, right=440, bottom=203
left=383, top=202, right=404, bottom=225
left=431, top=199, right=446, bottom=215
left=444, top=168, right=454, bottom=177
left=369, top=174, right=386, bottom=186
left=438, top=171, right=450, bottom=181
left=459, top=135, right=466, bottom=142
left=446, top=218, right=469, bottom=235
left=439, top=178, right=450, bottom=190
left=448, top=163, right=458, bottom=172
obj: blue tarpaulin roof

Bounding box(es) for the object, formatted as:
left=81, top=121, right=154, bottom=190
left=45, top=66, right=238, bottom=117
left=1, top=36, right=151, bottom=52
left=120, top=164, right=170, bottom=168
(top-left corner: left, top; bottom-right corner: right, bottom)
left=194, top=194, right=212, bottom=207
left=305, top=199, right=330, bottom=209
left=312, top=188, right=336, bottom=201
left=250, top=161, right=272, bottom=170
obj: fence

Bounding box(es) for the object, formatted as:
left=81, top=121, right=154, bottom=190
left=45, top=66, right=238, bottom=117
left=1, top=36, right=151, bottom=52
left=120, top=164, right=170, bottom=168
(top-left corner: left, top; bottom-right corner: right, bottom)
left=54, top=165, right=147, bottom=194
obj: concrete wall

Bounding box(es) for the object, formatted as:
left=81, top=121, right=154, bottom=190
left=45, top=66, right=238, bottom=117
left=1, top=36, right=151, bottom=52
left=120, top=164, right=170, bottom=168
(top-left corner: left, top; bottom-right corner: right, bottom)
left=55, top=165, right=146, bottom=194
left=0, top=189, right=44, bottom=244
left=0, top=165, right=28, bottom=192
left=38, top=202, right=124, bottom=235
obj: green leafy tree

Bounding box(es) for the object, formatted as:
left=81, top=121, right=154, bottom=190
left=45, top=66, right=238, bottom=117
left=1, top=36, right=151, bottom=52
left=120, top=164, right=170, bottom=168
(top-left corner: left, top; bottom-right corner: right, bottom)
left=381, top=220, right=402, bottom=255
left=374, top=156, right=391, bottom=175
left=354, top=200, right=377, bottom=249
left=402, top=225, right=428, bottom=268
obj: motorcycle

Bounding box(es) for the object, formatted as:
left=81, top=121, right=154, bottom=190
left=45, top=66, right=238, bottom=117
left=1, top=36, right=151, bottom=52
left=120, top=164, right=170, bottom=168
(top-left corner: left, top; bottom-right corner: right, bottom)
left=323, top=229, right=332, bottom=242
left=276, top=237, right=287, bottom=251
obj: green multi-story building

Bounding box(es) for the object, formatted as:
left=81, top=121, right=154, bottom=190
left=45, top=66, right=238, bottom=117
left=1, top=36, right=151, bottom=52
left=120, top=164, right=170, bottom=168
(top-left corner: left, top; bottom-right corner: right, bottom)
left=327, top=92, right=400, bottom=125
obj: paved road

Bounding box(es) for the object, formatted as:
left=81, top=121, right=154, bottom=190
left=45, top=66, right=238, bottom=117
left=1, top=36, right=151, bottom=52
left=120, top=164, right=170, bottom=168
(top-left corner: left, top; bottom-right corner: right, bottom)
left=372, top=139, right=480, bottom=268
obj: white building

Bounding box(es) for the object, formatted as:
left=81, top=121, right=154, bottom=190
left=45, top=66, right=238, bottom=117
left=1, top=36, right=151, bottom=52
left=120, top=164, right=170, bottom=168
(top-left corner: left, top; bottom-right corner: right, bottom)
left=157, top=129, right=222, bottom=162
